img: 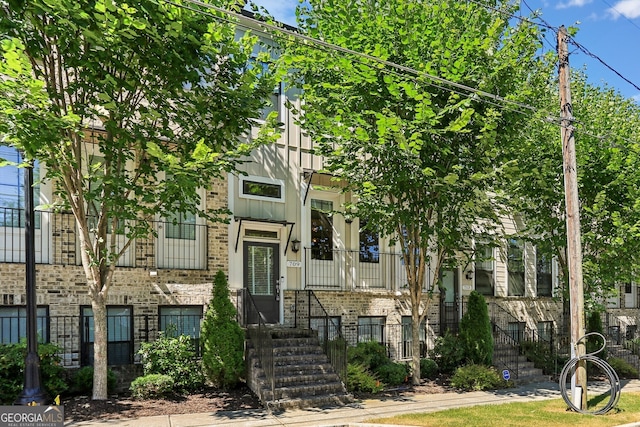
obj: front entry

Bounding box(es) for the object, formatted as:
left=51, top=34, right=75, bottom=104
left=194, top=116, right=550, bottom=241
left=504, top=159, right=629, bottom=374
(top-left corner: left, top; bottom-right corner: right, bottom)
left=243, top=241, right=280, bottom=323
left=439, top=269, right=459, bottom=334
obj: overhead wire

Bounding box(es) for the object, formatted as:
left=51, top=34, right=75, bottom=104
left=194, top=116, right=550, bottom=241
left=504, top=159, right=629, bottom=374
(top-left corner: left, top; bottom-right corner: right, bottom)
left=163, top=0, right=639, bottom=146
left=169, top=0, right=540, bottom=114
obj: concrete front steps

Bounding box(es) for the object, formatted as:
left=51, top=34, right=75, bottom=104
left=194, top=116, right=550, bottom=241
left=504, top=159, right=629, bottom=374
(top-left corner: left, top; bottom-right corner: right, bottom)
left=246, top=327, right=353, bottom=411
left=493, top=343, right=550, bottom=384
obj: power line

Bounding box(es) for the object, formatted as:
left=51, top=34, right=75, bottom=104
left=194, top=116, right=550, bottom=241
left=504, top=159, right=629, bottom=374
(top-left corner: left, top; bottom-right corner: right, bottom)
left=163, top=0, right=640, bottom=147
left=169, top=0, right=539, bottom=114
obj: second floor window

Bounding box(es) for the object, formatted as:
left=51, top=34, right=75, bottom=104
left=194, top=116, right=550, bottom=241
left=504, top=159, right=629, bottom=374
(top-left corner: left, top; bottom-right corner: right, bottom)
left=474, top=243, right=494, bottom=296
left=0, top=146, right=40, bottom=228
left=311, top=199, right=333, bottom=260
left=507, top=238, right=525, bottom=296
left=359, top=219, right=379, bottom=263
left=536, top=252, right=553, bottom=297
left=165, top=211, right=196, bottom=240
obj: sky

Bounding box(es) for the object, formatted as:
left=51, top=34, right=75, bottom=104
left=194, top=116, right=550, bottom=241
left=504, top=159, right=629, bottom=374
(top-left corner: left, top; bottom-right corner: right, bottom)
left=248, top=0, right=640, bottom=101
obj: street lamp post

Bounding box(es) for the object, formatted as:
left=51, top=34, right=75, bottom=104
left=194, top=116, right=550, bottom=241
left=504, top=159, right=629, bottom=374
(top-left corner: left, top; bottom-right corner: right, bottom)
left=14, top=158, right=50, bottom=405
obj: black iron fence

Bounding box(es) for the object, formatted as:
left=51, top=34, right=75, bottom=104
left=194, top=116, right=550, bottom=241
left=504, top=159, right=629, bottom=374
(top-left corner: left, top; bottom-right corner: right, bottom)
left=293, top=290, right=348, bottom=382
left=0, top=207, right=208, bottom=269
left=238, top=289, right=275, bottom=397
left=0, top=313, right=203, bottom=367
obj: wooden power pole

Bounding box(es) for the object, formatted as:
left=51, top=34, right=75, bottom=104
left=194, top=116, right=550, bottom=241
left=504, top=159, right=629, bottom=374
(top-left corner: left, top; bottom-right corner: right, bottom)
left=558, top=25, right=587, bottom=409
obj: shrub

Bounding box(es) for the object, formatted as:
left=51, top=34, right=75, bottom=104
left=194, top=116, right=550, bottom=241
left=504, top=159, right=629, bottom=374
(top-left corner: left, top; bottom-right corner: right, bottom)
left=0, top=341, right=68, bottom=404
left=450, top=364, right=511, bottom=391
left=431, top=332, right=464, bottom=374
left=138, top=331, right=204, bottom=393
left=458, top=291, right=493, bottom=366
left=586, top=311, right=607, bottom=359
left=420, top=358, right=439, bottom=379
left=130, top=374, right=175, bottom=399
left=376, top=362, right=409, bottom=386
left=607, top=357, right=639, bottom=379
left=346, top=363, right=384, bottom=393
left=71, top=366, right=117, bottom=395
left=201, top=270, right=245, bottom=389
left=347, top=341, right=388, bottom=371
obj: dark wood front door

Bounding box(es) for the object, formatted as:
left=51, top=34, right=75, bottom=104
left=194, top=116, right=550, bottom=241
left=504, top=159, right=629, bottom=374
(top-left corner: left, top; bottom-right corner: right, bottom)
left=243, top=242, right=280, bottom=323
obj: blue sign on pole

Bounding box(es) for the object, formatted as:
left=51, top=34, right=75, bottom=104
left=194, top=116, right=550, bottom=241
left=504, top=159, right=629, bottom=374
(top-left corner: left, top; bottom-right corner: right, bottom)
left=502, top=369, right=511, bottom=381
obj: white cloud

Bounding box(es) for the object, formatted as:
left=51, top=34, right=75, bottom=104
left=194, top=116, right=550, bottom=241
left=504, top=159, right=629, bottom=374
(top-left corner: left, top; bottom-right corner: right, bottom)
left=606, top=0, right=640, bottom=19
left=556, top=0, right=593, bottom=9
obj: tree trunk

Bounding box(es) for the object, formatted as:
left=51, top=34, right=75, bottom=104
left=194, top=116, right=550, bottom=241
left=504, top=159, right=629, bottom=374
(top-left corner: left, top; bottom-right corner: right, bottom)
left=411, top=308, right=421, bottom=385
left=90, top=295, right=109, bottom=400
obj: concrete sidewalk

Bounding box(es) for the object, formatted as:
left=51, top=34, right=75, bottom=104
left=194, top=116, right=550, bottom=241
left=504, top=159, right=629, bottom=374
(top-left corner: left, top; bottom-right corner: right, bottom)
left=65, top=380, right=640, bottom=427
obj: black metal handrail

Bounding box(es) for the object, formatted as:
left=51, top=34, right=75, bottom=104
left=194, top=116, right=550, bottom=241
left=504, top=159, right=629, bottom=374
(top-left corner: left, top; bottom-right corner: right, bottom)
left=293, top=290, right=347, bottom=382
left=492, top=322, right=520, bottom=379
left=239, top=289, right=275, bottom=397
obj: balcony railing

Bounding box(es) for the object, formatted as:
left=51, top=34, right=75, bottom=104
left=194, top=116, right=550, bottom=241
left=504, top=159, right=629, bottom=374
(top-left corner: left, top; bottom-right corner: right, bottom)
left=0, top=208, right=207, bottom=270
left=304, top=248, right=430, bottom=291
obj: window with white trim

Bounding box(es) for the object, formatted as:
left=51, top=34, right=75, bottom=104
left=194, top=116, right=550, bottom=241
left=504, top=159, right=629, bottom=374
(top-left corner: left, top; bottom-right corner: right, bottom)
left=311, top=199, right=333, bottom=260
left=0, top=146, right=40, bottom=228
left=239, top=176, right=284, bottom=202
left=474, top=243, right=494, bottom=296
left=536, top=251, right=553, bottom=297
left=507, top=238, right=525, bottom=296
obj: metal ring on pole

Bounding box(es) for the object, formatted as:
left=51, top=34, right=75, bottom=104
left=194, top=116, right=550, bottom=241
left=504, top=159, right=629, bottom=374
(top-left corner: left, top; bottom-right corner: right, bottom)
left=558, top=333, right=621, bottom=415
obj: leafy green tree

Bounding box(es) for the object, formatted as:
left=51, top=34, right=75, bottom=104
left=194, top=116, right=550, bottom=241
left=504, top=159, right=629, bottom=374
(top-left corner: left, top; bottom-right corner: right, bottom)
left=506, top=71, right=640, bottom=310
left=0, top=0, right=278, bottom=399
left=201, top=270, right=245, bottom=389
left=458, top=291, right=493, bottom=366
left=281, top=0, right=549, bottom=384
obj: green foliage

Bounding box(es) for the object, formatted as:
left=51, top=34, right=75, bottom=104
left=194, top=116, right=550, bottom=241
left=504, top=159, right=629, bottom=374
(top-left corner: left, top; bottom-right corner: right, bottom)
left=346, top=363, right=384, bottom=394
left=138, top=332, right=204, bottom=393
left=586, top=311, right=607, bottom=359
left=129, top=374, right=175, bottom=399
left=458, top=292, right=493, bottom=366
left=420, top=358, right=439, bottom=380
left=607, top=357, right=639, bottom=379
left=431, top=332, right=465, bottom=374
left=0, top=342, right=68, bottom=404
left=283, top=0, right=548, bottom=385
left=376, top=362, right=409, bottom=386
left=520, top=340, right=565, bottom=376
left=347, top=341, right=389, bottom=371
left=201, top=270, right=245, bottom=389
left=0, top=0, right=280, bottom=400
left=507, top=69, right=640, bottom=305
left=71, top=366, right=117, bottom=395
left=450, top=364, right=512, bottom=391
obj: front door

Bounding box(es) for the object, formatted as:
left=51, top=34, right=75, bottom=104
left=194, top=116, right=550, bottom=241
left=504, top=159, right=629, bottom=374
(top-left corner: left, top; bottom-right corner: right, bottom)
left=244, top=242, right=280, bottom=324
left=439, top=269, right=459, bottom=334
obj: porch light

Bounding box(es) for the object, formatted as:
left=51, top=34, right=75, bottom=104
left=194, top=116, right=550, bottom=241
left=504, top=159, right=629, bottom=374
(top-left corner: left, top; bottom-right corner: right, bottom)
left=465, top=270, right=473, bottom=280
left=291, top=239, right=300, bottom=253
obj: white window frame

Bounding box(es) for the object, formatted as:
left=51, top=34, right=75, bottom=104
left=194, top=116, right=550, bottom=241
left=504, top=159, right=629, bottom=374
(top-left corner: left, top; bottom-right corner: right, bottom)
left=239, top=175, right=285, bottom=203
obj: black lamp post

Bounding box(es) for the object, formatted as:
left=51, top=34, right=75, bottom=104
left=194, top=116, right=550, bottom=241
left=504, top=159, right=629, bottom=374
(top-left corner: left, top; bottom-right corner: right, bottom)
left=14, top=158, right=50, bottom=405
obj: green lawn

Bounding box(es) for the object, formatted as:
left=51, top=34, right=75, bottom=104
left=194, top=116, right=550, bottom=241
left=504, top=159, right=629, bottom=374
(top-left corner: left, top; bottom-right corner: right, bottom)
left=367, top=392, right=640, bottom=427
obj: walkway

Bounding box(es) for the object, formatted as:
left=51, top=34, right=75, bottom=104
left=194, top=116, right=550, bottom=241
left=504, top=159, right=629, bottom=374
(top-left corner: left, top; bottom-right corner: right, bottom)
left=66, top=380, right=640, bottom=427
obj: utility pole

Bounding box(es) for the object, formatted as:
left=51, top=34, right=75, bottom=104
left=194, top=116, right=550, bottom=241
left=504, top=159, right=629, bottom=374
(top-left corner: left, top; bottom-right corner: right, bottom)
left=558, top=25, right=587, bottom=410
